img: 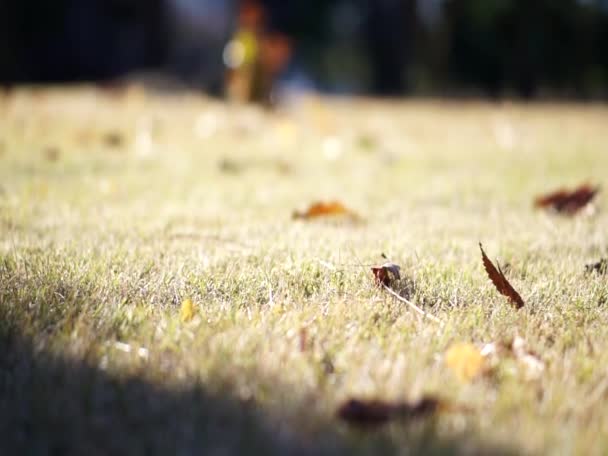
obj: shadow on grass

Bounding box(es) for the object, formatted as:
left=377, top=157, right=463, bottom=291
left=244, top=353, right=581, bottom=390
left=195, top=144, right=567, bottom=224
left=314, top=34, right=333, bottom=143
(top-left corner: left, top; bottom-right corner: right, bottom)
left=0, top=327, right=519, bottom=456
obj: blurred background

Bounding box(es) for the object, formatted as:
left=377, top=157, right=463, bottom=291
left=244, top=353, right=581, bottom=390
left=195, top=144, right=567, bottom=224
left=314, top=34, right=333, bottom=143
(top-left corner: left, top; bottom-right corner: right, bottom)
left=1, top=0, right=607, bottom=100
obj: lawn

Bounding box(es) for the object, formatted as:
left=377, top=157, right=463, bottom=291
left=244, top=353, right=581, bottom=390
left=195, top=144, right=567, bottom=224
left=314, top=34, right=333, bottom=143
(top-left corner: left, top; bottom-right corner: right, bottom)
left=1, top=86, right=607, bottom=455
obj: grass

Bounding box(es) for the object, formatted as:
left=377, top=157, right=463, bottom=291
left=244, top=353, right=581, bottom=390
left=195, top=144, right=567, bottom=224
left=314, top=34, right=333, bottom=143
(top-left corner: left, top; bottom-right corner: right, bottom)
left=1, top=86, right=608, bottom=455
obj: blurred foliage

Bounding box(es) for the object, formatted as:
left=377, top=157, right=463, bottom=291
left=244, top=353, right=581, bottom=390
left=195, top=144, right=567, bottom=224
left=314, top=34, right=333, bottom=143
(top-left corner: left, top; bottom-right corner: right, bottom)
left=261, top=0, right=608, bottom=97
left=0, top=0, right=607, bottom=98
left=440, top=0, right=608, bottom=97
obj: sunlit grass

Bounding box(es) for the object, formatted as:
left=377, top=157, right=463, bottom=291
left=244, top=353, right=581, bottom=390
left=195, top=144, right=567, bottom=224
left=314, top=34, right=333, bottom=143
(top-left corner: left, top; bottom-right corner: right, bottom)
left=1, top=87, right=607, bottom=454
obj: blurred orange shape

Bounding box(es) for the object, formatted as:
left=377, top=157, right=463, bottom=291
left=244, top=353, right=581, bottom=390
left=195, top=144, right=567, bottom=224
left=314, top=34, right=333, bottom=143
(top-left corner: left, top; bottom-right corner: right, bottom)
left=445, top=343, right=486, bottom=382
left=292, top=200, right=360, bottom=220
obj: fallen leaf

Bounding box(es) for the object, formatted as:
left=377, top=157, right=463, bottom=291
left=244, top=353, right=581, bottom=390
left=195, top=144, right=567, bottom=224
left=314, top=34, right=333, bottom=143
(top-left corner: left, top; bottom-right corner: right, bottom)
left=180, top=298, right=195, bottom=322
left=586, top=258, right=608, bottom=275
left=445, top=343, right=487, bottom=382
left=292, top=201, right=359, bottom=220
left=371, top=262, right=401, bottom=287
left=337, top=396, right=443, bottom=428
left=534, top=184, right=599, bottom=215
left=479, top=243, right=524, bottom=309
left=375, top=257, right=442, bottom=324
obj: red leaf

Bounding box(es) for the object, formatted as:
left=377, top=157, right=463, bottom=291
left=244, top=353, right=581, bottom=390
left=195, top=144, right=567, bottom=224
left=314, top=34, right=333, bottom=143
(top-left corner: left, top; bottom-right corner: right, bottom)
left=479, top=243, right=524, bottom=309
left=534, top=184, right=599, bottom=215
left=371, top=262, right=401, bottom=287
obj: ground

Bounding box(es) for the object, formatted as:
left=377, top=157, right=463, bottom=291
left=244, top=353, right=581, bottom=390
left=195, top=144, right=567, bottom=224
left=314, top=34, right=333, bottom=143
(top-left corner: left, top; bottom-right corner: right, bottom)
left=1, top=86, right=607, bottom=455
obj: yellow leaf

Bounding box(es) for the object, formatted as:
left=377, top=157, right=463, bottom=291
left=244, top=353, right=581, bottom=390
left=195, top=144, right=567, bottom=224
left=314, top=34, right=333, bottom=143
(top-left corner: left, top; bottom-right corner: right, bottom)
left=180, top=298, right=195, bottom=323
left=445, top=343, right=486, bottom=382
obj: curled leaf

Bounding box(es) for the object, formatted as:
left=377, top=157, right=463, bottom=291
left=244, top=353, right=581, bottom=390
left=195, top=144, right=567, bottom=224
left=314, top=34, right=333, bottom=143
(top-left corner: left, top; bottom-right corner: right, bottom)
left=445, top=343, right=487, bottom=382
left=371, top=262, right=401, bottom=287
left=479, top=243, right=524, bottom=309
left=534, top=184, right=599, bottom=215
left=337, top=396, right=443, bottom=428
left=180, top=298, right=195, bottom=322
left=292, top=200, right=360, bottom=221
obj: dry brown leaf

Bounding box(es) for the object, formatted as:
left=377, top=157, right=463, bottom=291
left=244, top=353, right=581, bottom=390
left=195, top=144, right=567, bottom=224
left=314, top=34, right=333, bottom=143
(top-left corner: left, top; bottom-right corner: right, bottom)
left=534, top=184, right=599, bottom=215
left=445, top=343, right=487, bottom=382
left=292, top=201, right=360, bottom=220
left=371, top=262, right=401, bottom=287
left=479, top=243, right=524, bottom=309
left=336, top=396, right=444, bottom=428
left=374, top=257, right=443, bottom=325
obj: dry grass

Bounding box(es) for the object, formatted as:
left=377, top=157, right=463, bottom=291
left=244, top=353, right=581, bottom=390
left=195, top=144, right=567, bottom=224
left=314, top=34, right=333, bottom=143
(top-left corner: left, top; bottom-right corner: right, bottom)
left=1, top=86, right=608, bottom=455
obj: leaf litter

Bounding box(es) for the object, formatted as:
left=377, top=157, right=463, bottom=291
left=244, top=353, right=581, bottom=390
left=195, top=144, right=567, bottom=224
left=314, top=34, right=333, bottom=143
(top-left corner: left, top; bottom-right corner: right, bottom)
left=534, top=184, right=599, bottom=215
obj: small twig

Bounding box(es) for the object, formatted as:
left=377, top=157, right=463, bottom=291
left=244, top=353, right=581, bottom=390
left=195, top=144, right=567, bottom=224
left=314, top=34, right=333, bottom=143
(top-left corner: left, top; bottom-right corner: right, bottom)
left=382, top=283, right=444, bottom=326
left=350, top=250, right=442, bottom=326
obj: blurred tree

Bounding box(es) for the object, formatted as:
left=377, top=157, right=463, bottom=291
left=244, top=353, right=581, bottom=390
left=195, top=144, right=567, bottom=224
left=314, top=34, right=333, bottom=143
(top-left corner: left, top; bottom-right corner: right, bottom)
left=442, top=0, right=608, bottom=97
left=261, top=0, right=418, bottom=95
left=0, top=0, right=169, bottom=83
left=0, top=1, right=18, bottom=83
left=1, top=0, right=607, bottom=97
left=364, top=0, right=417, bottom=95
